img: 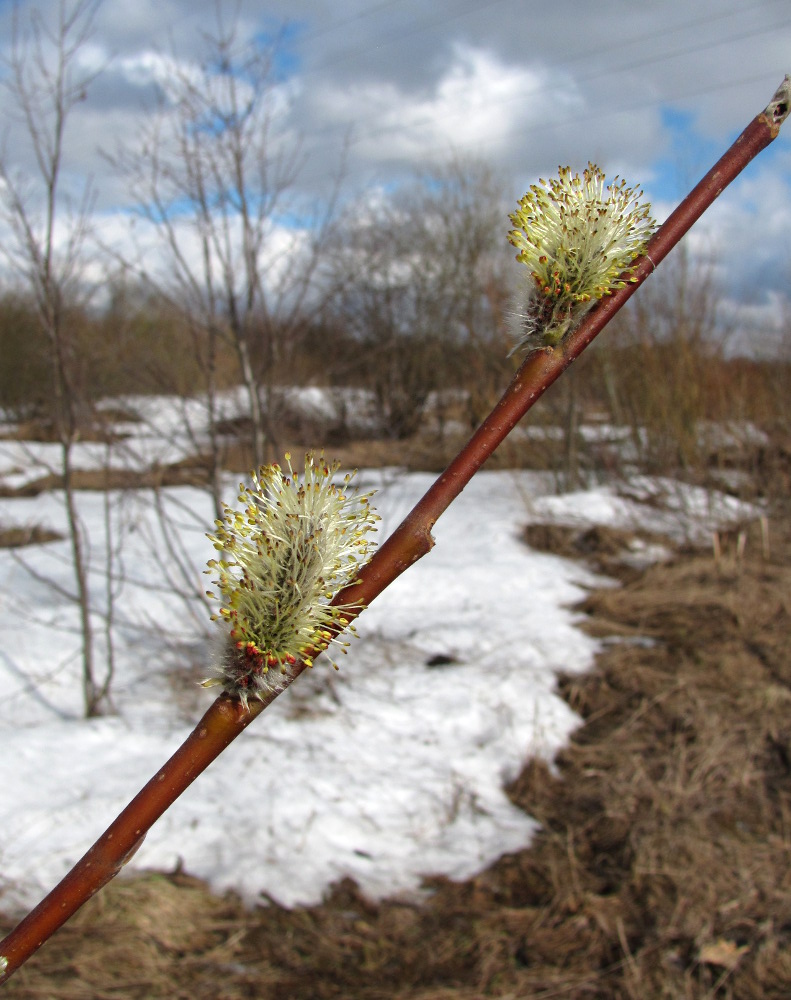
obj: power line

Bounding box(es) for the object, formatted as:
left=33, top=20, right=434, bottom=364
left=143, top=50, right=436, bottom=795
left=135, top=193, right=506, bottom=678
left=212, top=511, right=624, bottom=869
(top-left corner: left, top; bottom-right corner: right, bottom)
left=298, top=0, right=511, bottom=76
left=320, top=13, right=791, bottom=153
left=295, top=0, right=786, bottom=84
left=300, top=72, right=779, bottom=196
left=294, top=0, right=414, bottom=45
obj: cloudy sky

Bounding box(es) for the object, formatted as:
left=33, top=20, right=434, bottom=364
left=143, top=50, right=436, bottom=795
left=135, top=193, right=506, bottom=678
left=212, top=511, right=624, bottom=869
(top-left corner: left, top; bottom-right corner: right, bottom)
left=1, top=0, right=790, bottom=347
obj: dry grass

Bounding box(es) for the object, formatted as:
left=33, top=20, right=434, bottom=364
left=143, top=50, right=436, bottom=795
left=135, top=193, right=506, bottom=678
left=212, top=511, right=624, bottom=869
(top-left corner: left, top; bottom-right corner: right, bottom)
left=3, top=498, right=790, bottom=998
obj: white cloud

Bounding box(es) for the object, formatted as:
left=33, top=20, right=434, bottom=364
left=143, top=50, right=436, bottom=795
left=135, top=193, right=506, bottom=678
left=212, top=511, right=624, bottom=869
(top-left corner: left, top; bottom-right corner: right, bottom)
left=313, top=43, right=582, bottom=166
left=92, top=208, right=312, bottom=308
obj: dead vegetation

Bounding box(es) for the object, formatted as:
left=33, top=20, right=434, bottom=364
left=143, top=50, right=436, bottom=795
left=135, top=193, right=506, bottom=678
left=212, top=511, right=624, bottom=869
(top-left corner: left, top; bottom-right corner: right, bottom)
left=3, top=493, right=790, bottom=999
left=0, top=464, right=214, bottom=498
left=0, top=525, right=63, bottom=548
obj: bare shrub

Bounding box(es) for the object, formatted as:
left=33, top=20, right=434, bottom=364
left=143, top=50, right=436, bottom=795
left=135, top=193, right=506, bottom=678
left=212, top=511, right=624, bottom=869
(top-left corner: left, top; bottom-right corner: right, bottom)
left=327, top=157, right=511, bottom=440
left=0, top=294, right=52, bottom=419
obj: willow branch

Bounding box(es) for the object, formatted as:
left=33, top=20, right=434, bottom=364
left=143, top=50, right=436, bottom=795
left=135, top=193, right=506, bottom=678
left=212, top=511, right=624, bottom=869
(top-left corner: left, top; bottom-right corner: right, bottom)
left=1, top=75, right=788, bottom=986
left=339, top=74, right=790, bottom=610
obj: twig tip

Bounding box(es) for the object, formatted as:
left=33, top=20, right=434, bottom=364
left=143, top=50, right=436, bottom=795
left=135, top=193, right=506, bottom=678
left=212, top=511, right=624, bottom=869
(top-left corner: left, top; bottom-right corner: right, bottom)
left=764, top=75, right=791, bottom=127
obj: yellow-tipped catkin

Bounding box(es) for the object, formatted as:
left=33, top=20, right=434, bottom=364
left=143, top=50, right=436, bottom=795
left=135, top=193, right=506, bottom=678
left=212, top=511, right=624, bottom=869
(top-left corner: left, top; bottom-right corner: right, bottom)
left=204, top=453, right=378, bottom=704
left=508, top=163, right=655, bottom=351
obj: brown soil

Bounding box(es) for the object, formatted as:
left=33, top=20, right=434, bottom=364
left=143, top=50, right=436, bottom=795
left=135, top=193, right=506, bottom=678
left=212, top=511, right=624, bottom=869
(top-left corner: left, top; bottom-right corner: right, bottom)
left=3, top=504, right=790, bottom=998
left=0, top=459, right=217, bottom=497
left=216, top=427, right=532, bottom=479
left=0, top=524, right=63, bottom=547
left=0, top=410, right=139, bottom=445
left=0, top=427, right=535, bottom=501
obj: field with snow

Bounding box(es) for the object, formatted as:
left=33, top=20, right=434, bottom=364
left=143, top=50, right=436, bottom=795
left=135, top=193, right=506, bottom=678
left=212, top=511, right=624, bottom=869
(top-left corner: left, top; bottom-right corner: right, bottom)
left=0, top=394, right=763, bottom=917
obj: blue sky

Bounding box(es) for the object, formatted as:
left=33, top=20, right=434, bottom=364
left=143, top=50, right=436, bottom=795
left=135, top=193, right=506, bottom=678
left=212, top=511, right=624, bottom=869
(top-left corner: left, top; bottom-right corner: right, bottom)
left=0, top=0, right=789, bottom=347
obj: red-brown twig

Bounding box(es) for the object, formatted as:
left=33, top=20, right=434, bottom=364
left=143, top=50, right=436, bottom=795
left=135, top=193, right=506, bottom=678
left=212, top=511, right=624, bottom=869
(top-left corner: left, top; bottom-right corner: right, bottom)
left=1, top=75, right=788, bottom=986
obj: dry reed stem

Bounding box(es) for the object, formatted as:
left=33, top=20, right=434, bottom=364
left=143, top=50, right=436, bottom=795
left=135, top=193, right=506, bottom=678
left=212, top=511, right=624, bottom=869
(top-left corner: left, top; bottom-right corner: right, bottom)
left=1, top=75, right=788, bottom=985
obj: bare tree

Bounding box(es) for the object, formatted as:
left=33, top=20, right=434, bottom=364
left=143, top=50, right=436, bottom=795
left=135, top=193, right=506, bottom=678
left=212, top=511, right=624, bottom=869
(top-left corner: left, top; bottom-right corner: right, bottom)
left=110, top=9, right=341, bottom=500
left=0, top=0, right=111, bottom=717
left=328, top=157, right=509, bottom=439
